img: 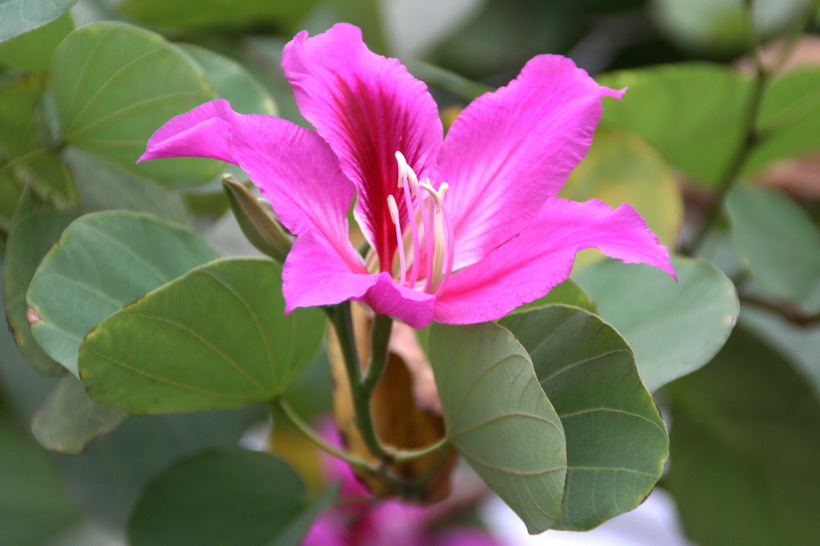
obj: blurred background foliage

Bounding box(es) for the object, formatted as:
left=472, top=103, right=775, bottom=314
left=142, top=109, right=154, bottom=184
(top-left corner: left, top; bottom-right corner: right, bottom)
left=1, top=0, right=819, bottom=544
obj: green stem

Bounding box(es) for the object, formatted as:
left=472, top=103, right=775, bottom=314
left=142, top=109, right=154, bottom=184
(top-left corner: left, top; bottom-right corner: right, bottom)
left=685, top=0, right=819, bottom=254
left=684, top=0, right=768, bottom=254
left=362, top=314, right=392, bottom=393
left=391, top=437, right=450, bottom=464
left=328, top=302, right=390, bottom=460
left=272, top=399, right=377, bottom=475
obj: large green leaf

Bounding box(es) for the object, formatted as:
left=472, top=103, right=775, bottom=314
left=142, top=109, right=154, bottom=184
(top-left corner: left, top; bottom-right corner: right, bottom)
left=27, top=211, right=220, bottom=374
left=0, top=74, right=76, bottom=204
left=741, top=307, right=820, bottom=400
left=500, top=305, right=668, bottom=530
left=0, top=0, right=76, bottom=42
left=0, top=13, right=74, bottom=72
left=31, top=374, right=126, bottom=454
left=4, top=189, right=76, bottom=375
left=562, top=126, right=682, bottom=250
left=128, top=449, right=334, bottom=546
left=0, top=13, right=73, bottom=71
left=665, top=327, right=820, bottom=545
left=428, top=322, right=567, bottom=534
left=179, top=44, right=277, bottom=116
left=65, top=148, right=190, bottom=225
left=726, top=184, right=820, bottom=313
left=0, top=407, right=80, bottom=545
left=599, top=63, right=750, bottom=185
left=59, top=409, right=259, bottom=527
left=120, top=0, right=320, bottom=33
left=745, top=67, right=820, bottom=175
left=50, top=22, right=221, bottom=188
left=79, top=258, right=325, bottom=413
left=575, top=256, right=739, bottom=391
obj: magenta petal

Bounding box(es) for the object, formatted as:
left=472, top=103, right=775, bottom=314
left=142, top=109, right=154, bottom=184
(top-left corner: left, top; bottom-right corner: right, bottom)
left=282, top=232, right=375, bottom=311
left=440, top=55, right=625, bottom=270
left=363, top=274, right=435, bottom=329
left=283, top=233, right=435, bottom=328
left=282, top=23, right=443, bottom=267
left=434, top=198, right=675, bottom=324
left=141, top=100, right=356, bottom=263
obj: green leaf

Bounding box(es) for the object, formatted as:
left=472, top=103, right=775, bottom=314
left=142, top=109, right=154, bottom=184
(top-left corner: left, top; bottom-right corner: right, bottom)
left=65, top=148, right=191, bottom=224
left=428, top=322, right=567, bottom=534
left=511, top=278, right=597, bottom=315
left=726, top=184, right=820, bottom=313
left=741, top=307, right=820, bottom=400
left=745, top=67, right=820, bottom=175
left=0, top=407, right=80, bottom=545
left=599, top=63, right=750, bottom=185
left=0, top=74, right=76, bottom=204
left=562, top=126, right=682, bottom=250
left=79, top=258, right=325, bottom=413
left=4, top=189, right=76, bottom=375
left=179, top=44, right=277, bottom=116
left=120, top=0, right=320, bottom=33
left=128, top=449, right=333, bottom=546
left=59, top=408, right=260, bottom=527
left=665, top=327, right=820, bottom=546
left=0, top=13, right=73, bottom=71
left=0, top=0, right=77, bottom=42
left=50, top=22, right=221, bottom=188
left=575, top=256, right=739, bottom=391
left=500, top=305, right=668, bottom=530
left=27, top=211, right=219, bottom=374
left=31, top=374, right=126, bottom=454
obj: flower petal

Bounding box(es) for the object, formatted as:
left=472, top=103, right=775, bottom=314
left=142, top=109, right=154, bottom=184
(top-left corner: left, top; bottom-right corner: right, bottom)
left=140, top=99, right=356, bottom=264
left=433, top=198, right=675, bottom=324
left=282, top=23, right=443, bottom=267
left=284, top=232, right=435, bottom=328
left=440, top=55, right=624, bottom=270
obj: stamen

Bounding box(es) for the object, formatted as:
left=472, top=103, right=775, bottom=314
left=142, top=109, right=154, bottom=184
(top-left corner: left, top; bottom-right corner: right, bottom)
left=391, top=153, right=455, bottom=295
left=387, top=194, right=407, bottom=285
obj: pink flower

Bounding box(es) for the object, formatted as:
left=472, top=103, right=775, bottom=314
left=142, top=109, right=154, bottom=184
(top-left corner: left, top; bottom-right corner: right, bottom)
left=140, top=23, right=674, bottom=328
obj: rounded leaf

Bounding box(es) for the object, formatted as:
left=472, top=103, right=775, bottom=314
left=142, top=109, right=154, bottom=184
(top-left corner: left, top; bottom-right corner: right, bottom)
left=50, top=22, right=221, bottom=187
left=27, top=211, right=220, bottom=374
left=575, top=256, right=739, bottom=391
left=429, top=322, right=567, bottom=534
left=79, top=258, right=325, bottom=413
left=501, top=305, right=668, bottom=530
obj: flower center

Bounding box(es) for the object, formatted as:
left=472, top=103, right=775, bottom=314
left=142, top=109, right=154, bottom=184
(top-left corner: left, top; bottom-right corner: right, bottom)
left=385, top=151, right=454, bottom=295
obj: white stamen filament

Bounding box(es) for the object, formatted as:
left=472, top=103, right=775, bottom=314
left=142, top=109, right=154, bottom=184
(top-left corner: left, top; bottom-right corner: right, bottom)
left=388, top=152, right=454, bottom=295
left=387, top=194, right=407, bottom=285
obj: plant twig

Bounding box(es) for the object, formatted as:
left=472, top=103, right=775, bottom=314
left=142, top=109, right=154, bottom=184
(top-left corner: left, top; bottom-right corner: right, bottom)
left=362, top=313, right=392, bottom=393
left=684, top=0, right=769, bottom=254
left=739, top=292, right=820, bottom=326
left=272, top=399, right=377, bottom=474
left=326, top=302, right=391, bottom=460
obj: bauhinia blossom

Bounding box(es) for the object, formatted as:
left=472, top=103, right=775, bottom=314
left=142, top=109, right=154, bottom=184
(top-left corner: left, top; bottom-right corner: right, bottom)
left=140, top=23, right=675, bottom=328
